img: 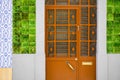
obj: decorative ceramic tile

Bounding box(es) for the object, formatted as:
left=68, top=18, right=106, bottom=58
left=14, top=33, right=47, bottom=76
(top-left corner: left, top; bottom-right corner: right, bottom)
left=13, top=0, right=36, bottom=54
left=107, top=0, right=120, bottom=53
left=0, top=0, right=12, bottom=68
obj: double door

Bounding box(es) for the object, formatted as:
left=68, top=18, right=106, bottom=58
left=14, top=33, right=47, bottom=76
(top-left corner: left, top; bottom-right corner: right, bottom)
left=45, top=1, right=97, bottom=80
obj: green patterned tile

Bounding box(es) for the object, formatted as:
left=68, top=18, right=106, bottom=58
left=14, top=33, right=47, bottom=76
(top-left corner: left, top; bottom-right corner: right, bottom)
left=29, top=6, right=35, bottom=13
left=13, top=6, right=21, bottom=13
left=20, top=46, right=29, bottom=53
left=107, top=0, right=120, bottom=53
left=13, top=0, right=36, bottom=54
left=29, top=46, right=36, bottom=53
left=29, top=13, right=35, bottom=19
left=21, top=6, right=29, bottom=12
left=29, top=42, right=36, bottom=46
left=29, top=34, right=36, bottom=42
left=29, top=28, right=36, bottom=34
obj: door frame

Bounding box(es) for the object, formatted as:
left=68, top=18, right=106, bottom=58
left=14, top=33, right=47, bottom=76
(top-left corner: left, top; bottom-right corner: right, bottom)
left=44, top=1, right=108, bottom=80
left=45, top=1, right=96, bottom=80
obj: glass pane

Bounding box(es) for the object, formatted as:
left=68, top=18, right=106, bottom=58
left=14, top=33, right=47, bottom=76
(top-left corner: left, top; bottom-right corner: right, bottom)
left=70, top=26, right=76, bottom=32
left=70, top=42, right=76, bottom=57
left=56, top=10, right=68, bottom=24
left=70, top=10, right=76, bottom=24
left=90, top=0, right=96, bottom=5
left=48, top=26, right=54, bottom=40
left=90, top=42, right=96, bottom=56
left=56, top=26, right=68, bottom=40
left=70, top=26, right=76, bottom=40
left=48, top=42, right=54, bottom=57
left=48, top=26, right=54, bottom=32
left=56, top=26, right=68, bottom=32
left=81, top=0, right=88, bottom=5
left=56, top=0, right=68, bottom=5
left=70, top=0, right=79, bottom=5
left=45, top=0, right=54, bottom=5
left=80, top=26, right=88, bottom=40
left=56, top=34, right=68, bottom=40
left=90, top=26, right=96, bottom=40
left=81, top=7, right=88, bottom=24
left=81, top=42, right=88, bottom=56
left=90, top=8, right=97, bottom=24
left=48, top=10, right=54, bottom=24
left=56, top=42, right=68, bottom=57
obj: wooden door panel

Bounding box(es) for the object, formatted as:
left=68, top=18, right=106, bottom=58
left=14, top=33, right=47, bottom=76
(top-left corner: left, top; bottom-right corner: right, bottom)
left=78, top=58, right=96, bottom=80
left=46, top=60, right=77, bottom=80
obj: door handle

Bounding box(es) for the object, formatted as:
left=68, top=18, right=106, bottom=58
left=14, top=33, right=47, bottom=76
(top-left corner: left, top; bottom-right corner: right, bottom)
left=77, top=26, right=80, bottom=31
left=66, top=62, right=75, bottom=71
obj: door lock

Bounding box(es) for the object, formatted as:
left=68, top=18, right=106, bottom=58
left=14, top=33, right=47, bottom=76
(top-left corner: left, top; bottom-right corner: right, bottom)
left=77, top=26, right=80, bottom=31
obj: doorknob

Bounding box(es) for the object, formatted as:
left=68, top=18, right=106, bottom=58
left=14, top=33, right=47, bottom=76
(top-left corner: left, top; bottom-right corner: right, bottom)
left=66, top=61, right=75, bottom=71
left=75, top=58, right=78, bottom=61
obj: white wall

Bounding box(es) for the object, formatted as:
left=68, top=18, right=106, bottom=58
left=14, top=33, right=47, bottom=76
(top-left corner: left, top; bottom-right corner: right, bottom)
left=98, top=0, right=120, bottom=80
left=13, top=0, right=45, bottom=80
left=97, top=0, right=108, bottom=80
left=108, top=55, right=120, bottom=80
left=35, top=0, right=45, bottom=80
left=12, top=55, right=35, bottom=80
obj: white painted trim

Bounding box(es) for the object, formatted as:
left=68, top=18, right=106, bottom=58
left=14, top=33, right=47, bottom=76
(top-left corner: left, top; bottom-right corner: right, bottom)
left=35, top=0, right=45, bottom=80
left=97, top=0, right=108, bottom=80
left=108, top=54, right=120, bottom=80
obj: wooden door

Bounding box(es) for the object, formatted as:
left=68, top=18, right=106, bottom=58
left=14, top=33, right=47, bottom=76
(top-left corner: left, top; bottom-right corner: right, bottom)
left=78, top=1, right=97, bottom=80
left=45, top=0, right=97, bottom=80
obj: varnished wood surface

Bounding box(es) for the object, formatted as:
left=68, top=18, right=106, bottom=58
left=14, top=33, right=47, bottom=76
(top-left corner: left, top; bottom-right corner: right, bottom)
left=0, top=68, right=12, bottom=80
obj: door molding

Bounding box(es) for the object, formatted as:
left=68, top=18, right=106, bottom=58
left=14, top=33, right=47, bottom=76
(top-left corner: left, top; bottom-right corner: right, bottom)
left=96, top=0, right=108, bottom=80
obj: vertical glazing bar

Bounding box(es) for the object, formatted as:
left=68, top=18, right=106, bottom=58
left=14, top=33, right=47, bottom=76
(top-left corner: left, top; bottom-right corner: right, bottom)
left=68, top=0, right=70, bottom=5
left=54, top=0, right=56, bottom=5
left=88, top=0, right=90, bottom=56
left=79, top=0, right=81, bottom=5
left=95, top=2, right=97, bottom=56
left=76, top=27, right=79, bottom=80
left=79, top=1, right=81, bottom=57
left=68, top=9, right=70, bottom=57
left=46, top=9, right=49, bottom=57
left=54, top=9, right=56, bottom=57
left=77, top=8, right=80, bottom=57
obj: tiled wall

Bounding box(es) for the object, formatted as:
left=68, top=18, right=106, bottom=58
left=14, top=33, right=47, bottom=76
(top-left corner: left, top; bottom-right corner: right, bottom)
left=107, top=0, right=120, bottom=53
left=13, top=0, right=36, bottom=54
left=0, top=0, right=12, bottom=68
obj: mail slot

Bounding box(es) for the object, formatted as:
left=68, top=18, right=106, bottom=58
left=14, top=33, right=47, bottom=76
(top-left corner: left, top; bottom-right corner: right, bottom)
left=82, top=62, right=93, bottom=66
